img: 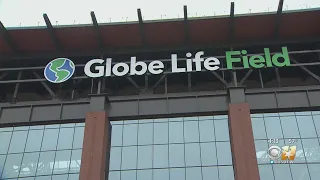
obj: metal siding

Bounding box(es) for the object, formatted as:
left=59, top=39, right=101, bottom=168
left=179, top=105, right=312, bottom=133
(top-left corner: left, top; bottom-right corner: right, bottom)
left=139, top=99, right=168, bottom=115
left=168, top=97, right=197, bottom=114
left=0, top=107, right=31, bottom=123
left=108, top=101, right=139, bottom=117
left=61, top=103, right=89, bottom=120
left=276, top=91, right=310, bottom=108
left=307, top=91, right=320, bottom=106
left=31, top=105, right=61, bottom=121
left=196, top=96, right=228, bottom=112
left=247, top=93, right=278, bottom=109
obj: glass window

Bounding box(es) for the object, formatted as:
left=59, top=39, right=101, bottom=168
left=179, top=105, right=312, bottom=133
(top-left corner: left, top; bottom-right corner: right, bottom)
left=53, top=150, right=71, bottom=175
left=73, top=127, right=84, bottom=149
left=185, top=143, right=201, bottom=166
left=258, top=165, right=273, bottom=180
left=0, top=127, right=13, bottom=132
left=51, top=174, right=68, bottom=180
left=202, top=166, right=219, bottom=180
left=199, top=120, right=215, bottom=142
left=273, top=164, right=292, bottom=180
left=153, top=169, right=169, bottom=180
left=296, top=116, right=317, bottom=138
left=137, top=169, right=152, bottom=180
left=153, top=145, right=168, bottom=168
left=57, top=128, right=74, bottom=150
left=0, top=131, right=12, bottom=154
left=169, top=122, right=184, bottom=143
left=138, top=123, right=153, bottom=145
left=169, top=144, right=185, bottom=167
left=302, top=139, right=320, bottom=163
left=170, top=168, right=185, bottom=180
left=1, top=153, right=23, bottom=179
left=121, top=170, right=136, bottom=180
left=313, top=115, right=320, bottom=136
left=19, top=152, right=40, bottom=177
left=214, top=120, right=230, bottom=141
left=111, top=125, right=123, bottom=147
left=109, top=171, right=120, bottom=180
left=308, top=164, right=320, bottom=180
left=8, top=131, right=28, bottom=153
left=251, top=118, right=267, bottom=139
left=137, top=146, right=152, bottom=169
left=35, top=176, right=51, bottom=180
left=36, top=151, right=55, bottom=176
left=69, top=149, right=82, bottom=173
left=121, top=146, right=137, bottom=170
left=184, top=121, right=199, bottom=143
left=154, top=123, right=168, bottom=144
left=290, top=164, right=311, bottom=180
left=25, top=130, right=44, bottom=152
left=109, top=147, right=122, bottom=171
left=216, top=142, right=232, bottom=165
left=219, top=166, right=235, bottom=180
left=41, top=129, right=59, bottom=151
left=122, top=124, right=138, bottom=146
left=280, top=116, right=300, bottom=138
left=186, top=167, right=202, bottom=180
left=68, top=173, right=80, bottom=180
left=264, top=117, right=283, bottom=139
left=201, top=142, right=217, bottom=166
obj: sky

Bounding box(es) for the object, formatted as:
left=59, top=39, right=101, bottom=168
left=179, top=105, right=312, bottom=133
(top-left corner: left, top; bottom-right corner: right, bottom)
left=0, top=0, right=319, bottom=28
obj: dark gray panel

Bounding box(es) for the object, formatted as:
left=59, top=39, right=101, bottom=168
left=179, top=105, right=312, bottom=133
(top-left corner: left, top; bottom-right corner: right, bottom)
left=168, top=98, right=197, bottom=114
left=308, top=91, right=320, bottom=106
left=196, top=96, right=228, bottom=112
left=0, top=107, right=31, bottom=123
left=277, top=92, right=309, bottom=108
left=247, top=93, right=278, bottom=110
left=31, top=105, right=61, bottom=121
left=108, top=101, right=139, bottom=117
left=139, top=99, right=168, bottom=115
left=61, top=103, right=89, bottom=120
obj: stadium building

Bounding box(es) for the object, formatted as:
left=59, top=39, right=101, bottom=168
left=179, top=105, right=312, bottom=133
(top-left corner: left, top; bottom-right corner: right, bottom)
left=0, top=1, right=320, bottom=180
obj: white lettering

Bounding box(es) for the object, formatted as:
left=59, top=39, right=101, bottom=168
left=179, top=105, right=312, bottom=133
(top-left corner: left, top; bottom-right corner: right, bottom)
left=171, top=54, right=186, bottom=73
left=204, top=57, right=220, bottom=71
left=112, top=63, right=130, bottom=76
left=193, top=51, right=204, bottom=71
left=148, top=60, right=164, bottom=74
left=84, top=59, right=105, bottom=78
left=130, top=57, right=148, bottom=75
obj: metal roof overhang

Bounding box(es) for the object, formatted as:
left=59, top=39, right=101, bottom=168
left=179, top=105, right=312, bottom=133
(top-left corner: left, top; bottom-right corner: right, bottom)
left=0, top=4, right=319, bottom=60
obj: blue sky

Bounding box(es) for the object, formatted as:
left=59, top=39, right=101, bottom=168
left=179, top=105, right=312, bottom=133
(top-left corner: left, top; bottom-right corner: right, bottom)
left=0, top=0, right=319, bottom=28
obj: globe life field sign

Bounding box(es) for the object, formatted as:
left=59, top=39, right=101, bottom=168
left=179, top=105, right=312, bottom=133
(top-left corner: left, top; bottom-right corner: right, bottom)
left=44, top=47, right=291, bottom=83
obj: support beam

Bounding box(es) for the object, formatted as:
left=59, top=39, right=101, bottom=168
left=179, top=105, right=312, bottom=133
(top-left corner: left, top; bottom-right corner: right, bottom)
left=137, top=9, right=146, bottom=46
left=153, top=67, right=172, bottom=89
left=183, top=5, right=189, bottom=45
left=0, top=72, right=8, bottom=80
left=274, top=0, right=284, bottom=39
left=239, top=69, right=253, bottom=84
left=0, top=21, right=18, bottom=52
left=229, top=2, right=235, bottom=44
left=12, top=71, right=22, bottom=101
left=90, top=11, right=104, bottom=52
left=275, top=68, right=281, bottom=87
left=127, top=77, right=140, bottom=89
left=33, top=72, right=55, bottom=97
left=43, top=13, right=62, bottom=50
left=290, top=56, right=320, bottom=83
left=212, top=71, right=228, bottom=85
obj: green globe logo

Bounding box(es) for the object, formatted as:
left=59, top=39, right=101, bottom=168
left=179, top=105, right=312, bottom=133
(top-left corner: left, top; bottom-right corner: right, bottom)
left=44, top=58, right=75, bottom=83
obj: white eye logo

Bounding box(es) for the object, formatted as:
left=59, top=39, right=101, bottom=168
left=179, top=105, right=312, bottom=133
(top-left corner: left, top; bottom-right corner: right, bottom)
left=268, top=146, right=281, bottom=160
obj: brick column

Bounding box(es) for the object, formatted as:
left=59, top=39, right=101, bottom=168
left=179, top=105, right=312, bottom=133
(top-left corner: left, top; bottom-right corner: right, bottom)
left=228, top=87, right=260, bottom=180
left=79, top=95, right=111, bottom=180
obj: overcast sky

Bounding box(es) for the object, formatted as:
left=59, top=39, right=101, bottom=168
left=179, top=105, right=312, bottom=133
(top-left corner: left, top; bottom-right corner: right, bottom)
left=0, top=0, right=319, bottom=28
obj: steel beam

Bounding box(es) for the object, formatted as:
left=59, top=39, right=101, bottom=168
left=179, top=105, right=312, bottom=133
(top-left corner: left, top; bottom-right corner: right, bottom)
left=275, top=68, right=281, bottom=87
left=126, top=77, right=140, bottom=89
left=43, top=13, right=62, bottom=50
left=290, top=56, right=320, bottom=83
left=90, top=11, right=104, bottom=51
left=239, top=69, right=253, bottom=84
left=212, top=71, right=228, bottom=85
left=183, top=5, right=189, bottom=45
left=137, top=9, right=146, bottom=46
left=229, top=2, right=235, bottom=44
left=188, top=73, right=192, bottom=92
left=0, top=72, right=8, bottom=80
left=12, top=71, right=22, bottom=101
left=33, top=72, right=55, bottom=97
left=258, top=69, right=264, bottom=88
left=0, top=21, right=18, bottom=53
left=275, top=0, right=284, bottom=39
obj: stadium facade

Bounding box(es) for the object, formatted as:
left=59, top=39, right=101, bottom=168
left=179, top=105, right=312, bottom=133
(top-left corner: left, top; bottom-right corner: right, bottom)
left=0, top=2, right=320, bottom=180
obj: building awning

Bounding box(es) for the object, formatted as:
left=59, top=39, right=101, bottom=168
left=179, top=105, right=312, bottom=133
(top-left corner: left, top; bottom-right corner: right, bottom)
left=0, top=3, right=319, bottom=59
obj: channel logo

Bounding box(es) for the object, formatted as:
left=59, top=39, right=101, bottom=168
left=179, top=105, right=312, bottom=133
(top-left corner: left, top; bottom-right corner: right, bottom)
left=268, top=145, right=297, bottom=162
left=44, top=58, right=75, bottom=83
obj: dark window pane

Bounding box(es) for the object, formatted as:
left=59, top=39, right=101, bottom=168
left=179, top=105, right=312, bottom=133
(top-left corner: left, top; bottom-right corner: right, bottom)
left=199, top=120, right=215, bottom=142
left=138, top=123, right=153, bottom=145
left=36, top=151, right=55, bottom=176
left=41, top=129, right=59, bottom=151
left=154, top=169, right=169, bottom=180
left=8, top=131, right=28, bottom=153
left=111, top=125, right=123, bottom=147
left=153, top=145, right=168, bottom=168
left=122, top=124, right=138, bottom=146
left=273, top=164, right=292, bottom=180
left=296, top=116, right=317, bottom=138
left=121, top=146, right=137, bottom=170
left=0, top=132, right=12, bottom=154
left=216, top=142, right=232, bottom=165
left=258, top=165, right=274, bottom=180
left=219, top=166, right=235, bottom=180
left=108, top=171, right=120, bottom=180
left=19, top=152, right=40, bottom=177
left=251, top=118, right=267, bottom=139
left=214, top=120, right=230, bottom=141
left=73, top=127, right=84, bottom=149
left=25, top=130, right=44, bottom=152
left=280, top=116, right=300, bottom=138
left=57, top=128, right=74, bottom=150
left=291, top=164, right=310, bottom=180
left=69, top=149, right=82, bottom=173
left=185, top=143, right=201, bottom=166
left=186, top=167, right=202, bottom=180
left=1, top=153, right=23, bottom=179
left=309, top=164, right=320, bottom=180
left=264, top=117, right=283, bottom=139
left=68, top=173, right=80, bottom=180
left=154, top=123, right=168, bottom=144
left=137, top=146, right=152, bottom=169
left=137, top=169, right=152, bottom=180
left=52, top=174, right=68, bottom=180
left=169, top=122, right=183, bottom=143
left=184, top=121, right=199, bottom=143
left=170, top=168, right=185, bottom=180
left=201, top=142, right=217, bottom=166
left=169, top=144, right=185, bottom=167
left=109, top=147, right=121, bottom=171
left=53, top=150, right=71, bottom=175
left=121, top=170, right=136, bottom=180
left=202, top=166, right=219, bottom=180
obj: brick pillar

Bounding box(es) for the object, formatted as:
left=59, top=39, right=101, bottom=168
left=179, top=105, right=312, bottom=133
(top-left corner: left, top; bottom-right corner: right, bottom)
left=79, top=95, right=111, bottom=180
left=228, top=87, right=260, bottom=180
